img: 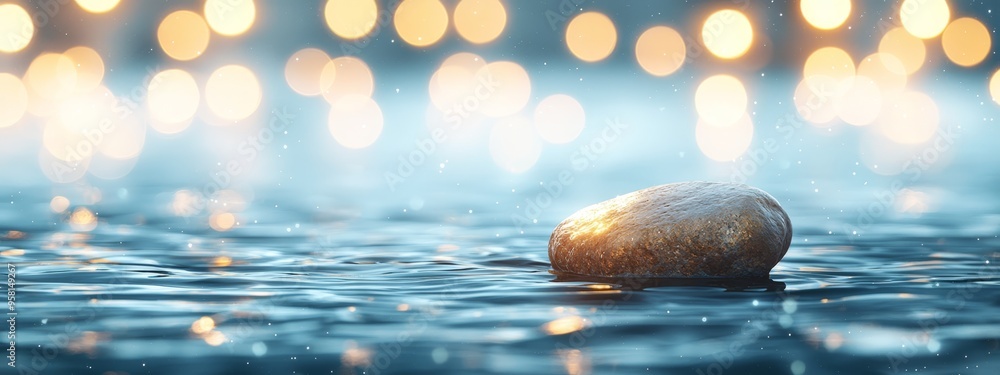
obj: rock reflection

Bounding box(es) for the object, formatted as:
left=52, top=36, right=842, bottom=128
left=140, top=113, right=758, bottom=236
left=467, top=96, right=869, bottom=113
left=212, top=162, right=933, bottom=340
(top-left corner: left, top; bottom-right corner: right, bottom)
left=551, top=271, right=786, bottom=292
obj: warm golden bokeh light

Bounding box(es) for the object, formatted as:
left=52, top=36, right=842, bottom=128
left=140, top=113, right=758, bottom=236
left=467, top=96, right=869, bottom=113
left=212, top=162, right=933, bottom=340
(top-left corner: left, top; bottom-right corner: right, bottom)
left=941, top=17, right=991, bottom=67
left=63, top=46, right=105, bottom=92
left=794, top=76, right=839, bottom=125
left=158, top=10, right=211, bottom=61
left=69, top=207, right=98, bottom=231
left=328, top=94, right=384, bottom=149
left=56, top=85, right=114, bottom=132
left=696, top=113, right=754, bottom=162
left=24, top=53, right=78, bottom=100
left=900, top=0, right=950, bottom=39
left=990, top=69, right=1000, bottom=105
left=542, top=316, right=586, bottom=336
left=0, top=73, right=28, bottom=128
left=75, top=0, right=120, bottom=13
left=836, top=75, right=882, bottom=126
left=203, top=330, right=227, bottom=346
left=285, top=48, right=331, bottom=96
left=878, top=27, right=926, bottom=75
left=534, top=94, right=585, bottom=144
left=210, top=212, right=237, bottom=231
left=858, top=53, right=907, bottom=94
left=191, top=316, right=215, bottom=334
left=803, top=46, right=855, bottom=86
left=489, top=117, right=541, bottom=173
left=878, top=91, right=939, bottom=144
left=695, top=74, right=747, bottom=128
left=428, top=52, right=488, bottom=112
left=565, top=12, right=617, bottom=62
left=50, top=196, right=71, bottom=213
left=0, top=4, right=33, bottom=53
left=204, top=0, right=256, bottom=36
left=394, top=0, right=449, bottom=47
left=325, top=0, right=378, bottom=39
left=211, top=256, right=233, bottom=267
left=800, top=0, right=851, bottom=30
left=148, top=69, right=200, bottom=133
left=454, top=0, right=506, bottom=44
left=321, top=56, right=375, bottom=104
left=476, top=61, right=531, bottom=118
left=702, top=9, right=754, bottom=59
left=205, top=65, right=262, bottom=122
left=97, top=116, right=146, bottom=160
left=635, top=26, right=686, bottom=76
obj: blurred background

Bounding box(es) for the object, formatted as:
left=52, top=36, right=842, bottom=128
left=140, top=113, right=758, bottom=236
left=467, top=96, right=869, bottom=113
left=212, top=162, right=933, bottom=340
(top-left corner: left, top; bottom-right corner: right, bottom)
left=0, top=0, right=998, bottom=235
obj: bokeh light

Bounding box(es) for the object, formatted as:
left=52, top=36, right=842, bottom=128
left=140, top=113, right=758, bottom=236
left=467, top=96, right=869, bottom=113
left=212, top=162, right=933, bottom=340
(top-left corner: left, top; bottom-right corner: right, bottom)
left=0, top=73, right=28, bottom=128
left=24, top=53, right=78, bottom=100
left=878, top=27, right=926, bottom=75
left=793, top=76, right=839, bottom=125
left=158, top=10, right=211, bottom=61
left=489, top=117, right=541, bottom=173
left=324, top=0, right=379, bottom=39
left=941, top=17, right=991, bottom=67
left=877, top=91, right=939, bottom=144
left=285, top=48, right=331, bottom=96
left=0, top=4, right=33, bottom=53
left=454, top=0, right=506, bottom=44
left=900, top=0, right=950, bottom=39
left=534, top=94, right=585, bottom=144
left=428, top=52, right=488, bottom=112
left=696, top=113, right=754, bottom=161
left=63, top=46, right=105, bottom=92
left=803, top=46, right=855, bottom=87
left=328, top=94, right=384, bottom=149
left=321, top=56, right=375, bottom=104
left=702, top=9, right=753, bottom=59
left=69, top=207, right=98, bottom=231
left=205, top=65, right=262, bottom=122
left=858, top=53, right=907, bottom=94
left=635, top=26, right=685, bottom=77
left=50, top=196, right=70, bottom=213
left=990, top=69, right=1000, bottom=105
left=394, top=0, right=449, bottom=47
left=56, top=85, right=114, bottom=131
left=209, top=212, right=237, bottom=231
left=800, top=0, right=851, bottom=30
left=475, top=61, right=531, bottom=118
left=565, top=11, right=617, bottom=62
left=836, top=75, right=882, bottom=126
left=147, top=69, right=200, bottom=133
left=97, top=116, right=146, bottom=160
left=695, top=75, right=747, bottom=128
left=75, top=0, right=120, bottom=13
left=204, top=0, right=256, bottom=36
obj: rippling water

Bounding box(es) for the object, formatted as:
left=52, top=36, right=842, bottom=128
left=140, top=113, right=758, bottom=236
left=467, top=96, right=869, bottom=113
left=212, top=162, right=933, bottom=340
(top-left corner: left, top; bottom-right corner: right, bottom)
left=5, top=183, right=998, bottom=375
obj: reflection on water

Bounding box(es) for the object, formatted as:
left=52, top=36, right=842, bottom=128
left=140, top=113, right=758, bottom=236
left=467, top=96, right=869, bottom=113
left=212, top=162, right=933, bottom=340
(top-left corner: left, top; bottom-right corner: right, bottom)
left=4, top=186, right=999, bottom=375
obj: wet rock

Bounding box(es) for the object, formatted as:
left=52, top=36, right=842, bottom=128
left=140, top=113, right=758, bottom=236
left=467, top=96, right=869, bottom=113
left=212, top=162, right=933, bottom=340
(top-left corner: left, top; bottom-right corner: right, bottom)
left=548, top=182, right=792, bottom=278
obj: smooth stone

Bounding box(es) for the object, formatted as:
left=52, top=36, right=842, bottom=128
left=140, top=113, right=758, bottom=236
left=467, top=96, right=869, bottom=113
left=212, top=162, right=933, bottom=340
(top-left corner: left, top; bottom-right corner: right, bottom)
left=548, top=182, right=792, bottom=278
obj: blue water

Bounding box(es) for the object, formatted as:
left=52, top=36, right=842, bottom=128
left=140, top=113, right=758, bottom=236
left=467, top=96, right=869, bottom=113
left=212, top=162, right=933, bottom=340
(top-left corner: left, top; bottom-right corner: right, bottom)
left=4, top=182, right=999, bottom=375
